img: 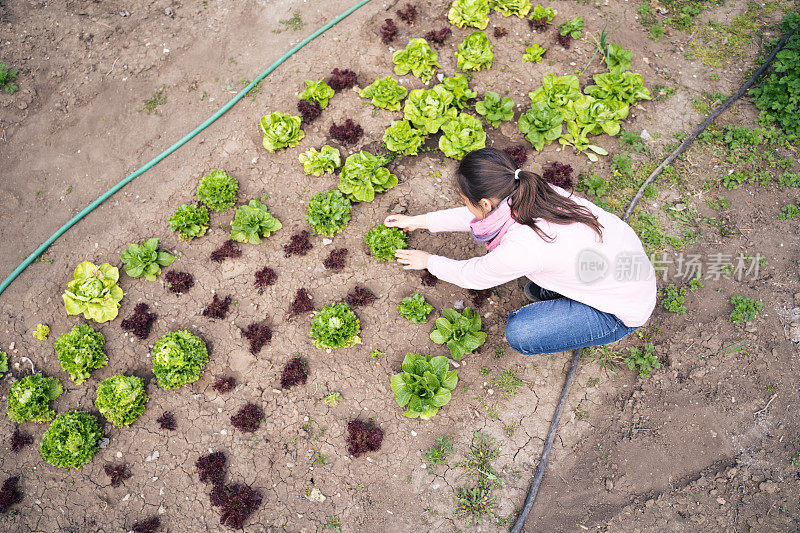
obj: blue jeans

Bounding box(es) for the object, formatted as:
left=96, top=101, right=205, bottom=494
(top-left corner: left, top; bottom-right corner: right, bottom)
left=504, top=284, right=638, bottom=355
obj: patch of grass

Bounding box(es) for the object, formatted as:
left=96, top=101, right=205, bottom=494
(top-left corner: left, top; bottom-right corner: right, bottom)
left=426, top=436, right=454, bottom=472
left=620, top=129, right=647, bottom=152
left=729, top=295, right=762, bottom=324
left=583, top=345, right=625, bottom=378
left=455, top=482, right=496, bottom=526
left=491, top=370, right=523, bottom=399
left=579, top=173, right=608, bottom=197
left=652, top=84, right=677, bottom=102
left=323, top=515, right=342, bottom=532
left=629, top=211, right=666, bottom=253
left=504, top=420, right=517, bottom=437
left=0, top=62, right=19, bottom=94
left=457, top=432, right=500, bottom=482
left=275, top=10, right=304, bottom=33
left=493, top=347, right=506, bottom=359
left=649, top=22, right=665, bottom=41
left=661, top=284, right=687, bottom=314
left=140, top=85, right=166, bottom=115
left=706, top=196, right=729, bottom=211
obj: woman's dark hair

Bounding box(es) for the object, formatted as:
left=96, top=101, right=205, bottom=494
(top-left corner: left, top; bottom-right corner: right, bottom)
left=455, top=148, right=603, bottom=241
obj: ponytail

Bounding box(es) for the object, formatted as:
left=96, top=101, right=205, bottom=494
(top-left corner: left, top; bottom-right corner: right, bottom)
left=455, top=148, right=603, bottom=241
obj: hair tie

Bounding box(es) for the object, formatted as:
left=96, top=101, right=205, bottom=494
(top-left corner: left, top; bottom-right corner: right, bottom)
left=514, top=169, right=522, bottom=181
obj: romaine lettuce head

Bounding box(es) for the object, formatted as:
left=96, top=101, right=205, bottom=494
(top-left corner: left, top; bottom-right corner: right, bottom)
left=390, top=353, right=458, bottom=419
left=528, top=74, right=582, bottom=117
left=441, top=74, right=478, bottom=109
left=338, top=151, right=398, bottom=202
left=120, top=238, right=175, bottom=281
left=475, top=91, right=515, bottom=128
left=229, top=199, right=282, bottom=244
left=456, top=30, right=494, bottom=71
left=518, top=102, right=564, bottom=150
left=306, top=189, right=352, bottom=237
left=429, top=307, right=487, bottom=359
left=403, top=85, right=458, bottom=135
left=392, top=38, right=440, bottom=82
left=54, top=324, right=108, bottom=384
left=299, top=145, right=341, bottom=176
left=299, top=79, right=335, bottom=109
left=169, top=204, right=210, bottom=241
left=584, top=70, right=652, bottom=105
left=490, top=0, right=532, bottom=17
left=568, top=96, right=629, bottom=136
left=439, top=113, right=487, bottom=160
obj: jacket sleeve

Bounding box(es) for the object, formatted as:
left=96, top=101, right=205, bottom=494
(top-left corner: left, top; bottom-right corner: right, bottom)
left=425, top=207, right=474, bottom=233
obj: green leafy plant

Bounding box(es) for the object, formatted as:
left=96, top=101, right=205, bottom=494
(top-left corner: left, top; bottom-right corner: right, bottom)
left=230, top=199, right=282, bottom=243
left=197, top=170, right=239, bottom=212
left=309, top=302, right=361, bottom=349
left=604, top=42, right=633, bottom=72
left=729, top=295, right=762, bottom=324
left=398, top=292, right=434, bottom=324
left=0, top=61, right=19, bottom=94
left=661, top=284, right=687, bottom=314
left=299, top=145, right=341, bottom=176
left=258, top=111, right=305, bottom=152
left=522, top=43, right=546, bottom=63
left=456, top=31, right=494, bottom=72
left=390, top=353, right=458, bottom=419
left=426, top=435, right=454, bottom=471
left=584, top=70, right=652, bottom=106
left=40, top=411, right=103, bottom=469
left=151, top=330, right=209, bottom=389
left=528, top=4, right=555, bottom=24
left=448, top=0, right=490, bottom=29
left=558, top=121, right=609, bottom=162
left=33, top=323, right=50, bottom=341
left=403, top=85, right=458, bottom=134
left=490, top=0, right=531, bottom=17
left=568, top=96, right=629, bottom=136
left=6, top=374, right=63, bottom=423
left=323, top=391, right=342, bottom=407
left=430, top=307, right=487, bottom=359
left=365, top=223, right=407, bottom=261
left=689, top=275, right=704, bottom=291
left=62, top=261, right=124, bottom=323
left=392, top=38, right=440, bottom=82
left=475, top=91, right=514, bottom=128
left=439, top=113, right=487, bottom=159
left=492, top=369, right=523, bottom=399
left=518, top=103, right=564, bottom=150
left=624, top=342, right=660, bottom=378
left=358, top=76, right=408, bottom=111
left=120, top=238, right=175, bottom=281
left=529, top=74, right=582, bottom=117
left=169, top=204, right=210, bottom=241
left=306, top=189, right=352, bottom=237
left=0, top=351, right=7, bottom=377
left=298, top=79, right=335, bottom=108
left=54, top=324, right=108, bottom=384
left=338, top=151, right=398, bottom=202
left=560, top=16, right=584, bottom=39
left=383, top=119, right=427, bottom=156
left=581, top=173, right=608, bottom=196
left=95, top=375, right=148, bottom=427
left=441, top=74, right=477, bottom=109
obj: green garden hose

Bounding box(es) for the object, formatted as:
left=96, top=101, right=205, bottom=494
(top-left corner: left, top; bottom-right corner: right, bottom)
left=0, top=0, right=371, bottom=298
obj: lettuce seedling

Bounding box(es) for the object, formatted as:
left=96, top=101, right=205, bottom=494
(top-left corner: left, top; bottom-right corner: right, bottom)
left=380, top=18, right=398, bottom=44
left=346, top=419, right=383, bottom=457
left=299, top=145, right=341, bottom=176
left=390, top=353, right=458, bottom=419
left=197, top=170, right=239, bottom=212
left=468, top=288, right=492, bottom=307
left=495, top=26, right=508, bottom=37
left=448, top=0, right=490, bottom=29
left=6, top=373, right=63, bottom=423
left=345, top=285, right=377, bottom=307
left=439, top=113, right=487, bottom=160
left=604, top=43, right=633, bottom=72
left=95, top=375, right=148, bottom=427
left=323, top=248, right=348, bottom=270
left=242, top=323, right=272, bottom=354
left=398, top=292, right=433, bottom=324
left=383, top=119, right=427, bottom=156
left=0, top=476, right=22, bottom=513
left=40, top=411, right=103, bottom=468
left=421, top=270, right=439, bottom=286
left=62, top=261, right=124, bottom=323
left=329, top=119, right=364, bottom=144
left=309, top=302, right=361, bottom=349
left=307, top=189, right=351, bottom=237
left=121, top=303, right=156, bottom=339
left=165, top=271, right=194, bottom=293
left=441, top=74, right=477, bottom=109
left=151, top=330, right=209, bottom=390
left=584, top=70, right=652, bottom=105
left=289, top=288, right=314, bottom=316
left=196, top=451, right=227, bottom=485
left=10, top=429, right=33, bottom=452
left=425, top=27, right=452, bottom=45
left=338, top=151, right=398, bottom=202
left=54, top=324, right=108, bottom=384
left=131, top=517, right=160, bottom=533
left=0, top=351, right=7, bottom=377
left=230, top=199, right=282, bottom=244
left=327, top=68, right=358, bottom=91
left=397, top=3, right=417, bottom=23
left=528, top=4, right=555, bottom=29
left=32, top=323, right=49, bottom=341
left=365, top=223, right=408, bottom=261
left=542, top=162, right=573, bottom=188
left=280, top=356, right=308, bottom=389
left=157, top=411, right=177, bottom=430
left=212, top=377, right=236, bottom=393
left=559, top=16, right=584, bottom=39
left=104, top=464, right=132, bottom=488
left=529, top=74, right=582, bottom=117
left=169, top=204, right=210, bottom=241
left=121, top=238, right=175, bottom=281
left=558, top=121, right=609, bottom=162
left=491, top=0, right=531, bottom=17
left=430, top=307, right=487, bottom=359
left=456, top=31, right=493, bottom=71
left=284, top=230, right=313, bottom=257
left=254, top=266, right=277, bottom=293
left=392, top=38, right=440, bottom=82
left=475, top=91, right=514, bottom=128
left=503, top=145, right=527, bottom=167
left=210, top=240, right=242, bottom=262
left=729, top=295, right=762, bottom=324
left=202, top=294, right=232, bottom=319
left=298, top=79, right=335, bottom=109
left=297, top=99, right=322, bottom=123
left=359, top=76, right=408, bottom=111
left=518, top=102, right=564, bottom=150
left=259, top=111, right=305, bottom=152
left=523, top=43, right=546, bottom=63
left=210, top=483, right=263, bottom=530
left=568, top=96, right=629, bottom=136
left=231, top=403, right=264, bottom=433
left=403, top=85, right=457, bottom=135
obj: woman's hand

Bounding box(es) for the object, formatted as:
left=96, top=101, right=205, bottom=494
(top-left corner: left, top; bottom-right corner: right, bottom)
left=395, top=249, right=431, bottom=270
left=384, top=213, right=427, bottom=231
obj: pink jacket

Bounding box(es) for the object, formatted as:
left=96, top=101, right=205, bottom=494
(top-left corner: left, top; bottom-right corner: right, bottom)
left=425, top=187, right=657, bottom=327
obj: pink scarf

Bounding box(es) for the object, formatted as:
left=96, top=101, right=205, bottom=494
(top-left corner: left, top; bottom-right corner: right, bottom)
left=470, top=197, right=516, bottom=252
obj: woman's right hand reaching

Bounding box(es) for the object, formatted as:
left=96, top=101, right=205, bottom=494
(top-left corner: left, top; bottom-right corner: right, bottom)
left=384, top=213, right=427, bottom=232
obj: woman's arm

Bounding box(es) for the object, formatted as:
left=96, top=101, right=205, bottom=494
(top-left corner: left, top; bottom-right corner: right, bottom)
left=385, top=207, right=474, bottom=233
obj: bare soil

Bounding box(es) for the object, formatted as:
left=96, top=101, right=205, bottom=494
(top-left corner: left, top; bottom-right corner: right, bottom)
left=1, top=0, right=799, bottom=532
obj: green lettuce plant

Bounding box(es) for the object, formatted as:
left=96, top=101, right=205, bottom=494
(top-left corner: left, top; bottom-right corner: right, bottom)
left=528, top=74, right=583, bottom=117
left=604, top=43, right=633, bottom=72
left=306, top=189, right=352, bottom=237
left=299, top=79, right=335, bottom=109
left=560, top=16, right=584, bottom=39
left=518, top=102, right=564, bottom=150
left=151, top=330, right=209, bottom=389
left=397, top=292, right=434, bottom=324
left=392, top=38, right=440, bottom=82
left=120, top=238, right=175, bottom=281
left=529, top=4, right=555, bottom=24
left=441, top=74, right=477, bottom=109
left=490, top=0, right=531, bottom=17
left=456, top=31, right=494, bottom=72
left=299, top=145, right=341, bottom=176
left=358, top=76, right=408, bottom=111
left=390, top=353, right=458, bottom=419
left=403, top=85, right=458, bottom=134
left=383, top=119, right=427, bottom=156
left=259, top=111, right=305, bottom=152
left=6, top=374, right=63, bottom=423
left=430, top=307, right=487, bottom=359
left=568, top=96, right=629, bottom=136
left=448, top=0, right=490, bottom=29
left=475, top=91, right=514, bottom=128
left=558, top=121, right=609, bottom=162
left=95, top=375, right=148, bottom=427
left=40, top=411, right=103, bottom=469
left=584, top=70, right=652, bottom=105
left=365, top=223, right=407, bottom=261
left=169, top=204, right=210, bottom=241
left=0, top=351, right=7, bottom=377
left=309, top=302, right=361, bottom=349
left=522, top=43, right=546, bottom=63
left=197, top=170, right=239, bottom=211
left=54, top=324, right=108, bottom=384
left=338, top=151, right=398, bottom=202
left=62, top=262, right=123, bottom=323
left=33, top=323, right=50, bottom=341
left=439, top=113, right=487, bottom=159
left=230, top=199, right=282, bottom=244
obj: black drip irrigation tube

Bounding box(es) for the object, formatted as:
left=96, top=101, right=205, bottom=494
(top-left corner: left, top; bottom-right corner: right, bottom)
left=511, top=26, right=796, bottom=533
